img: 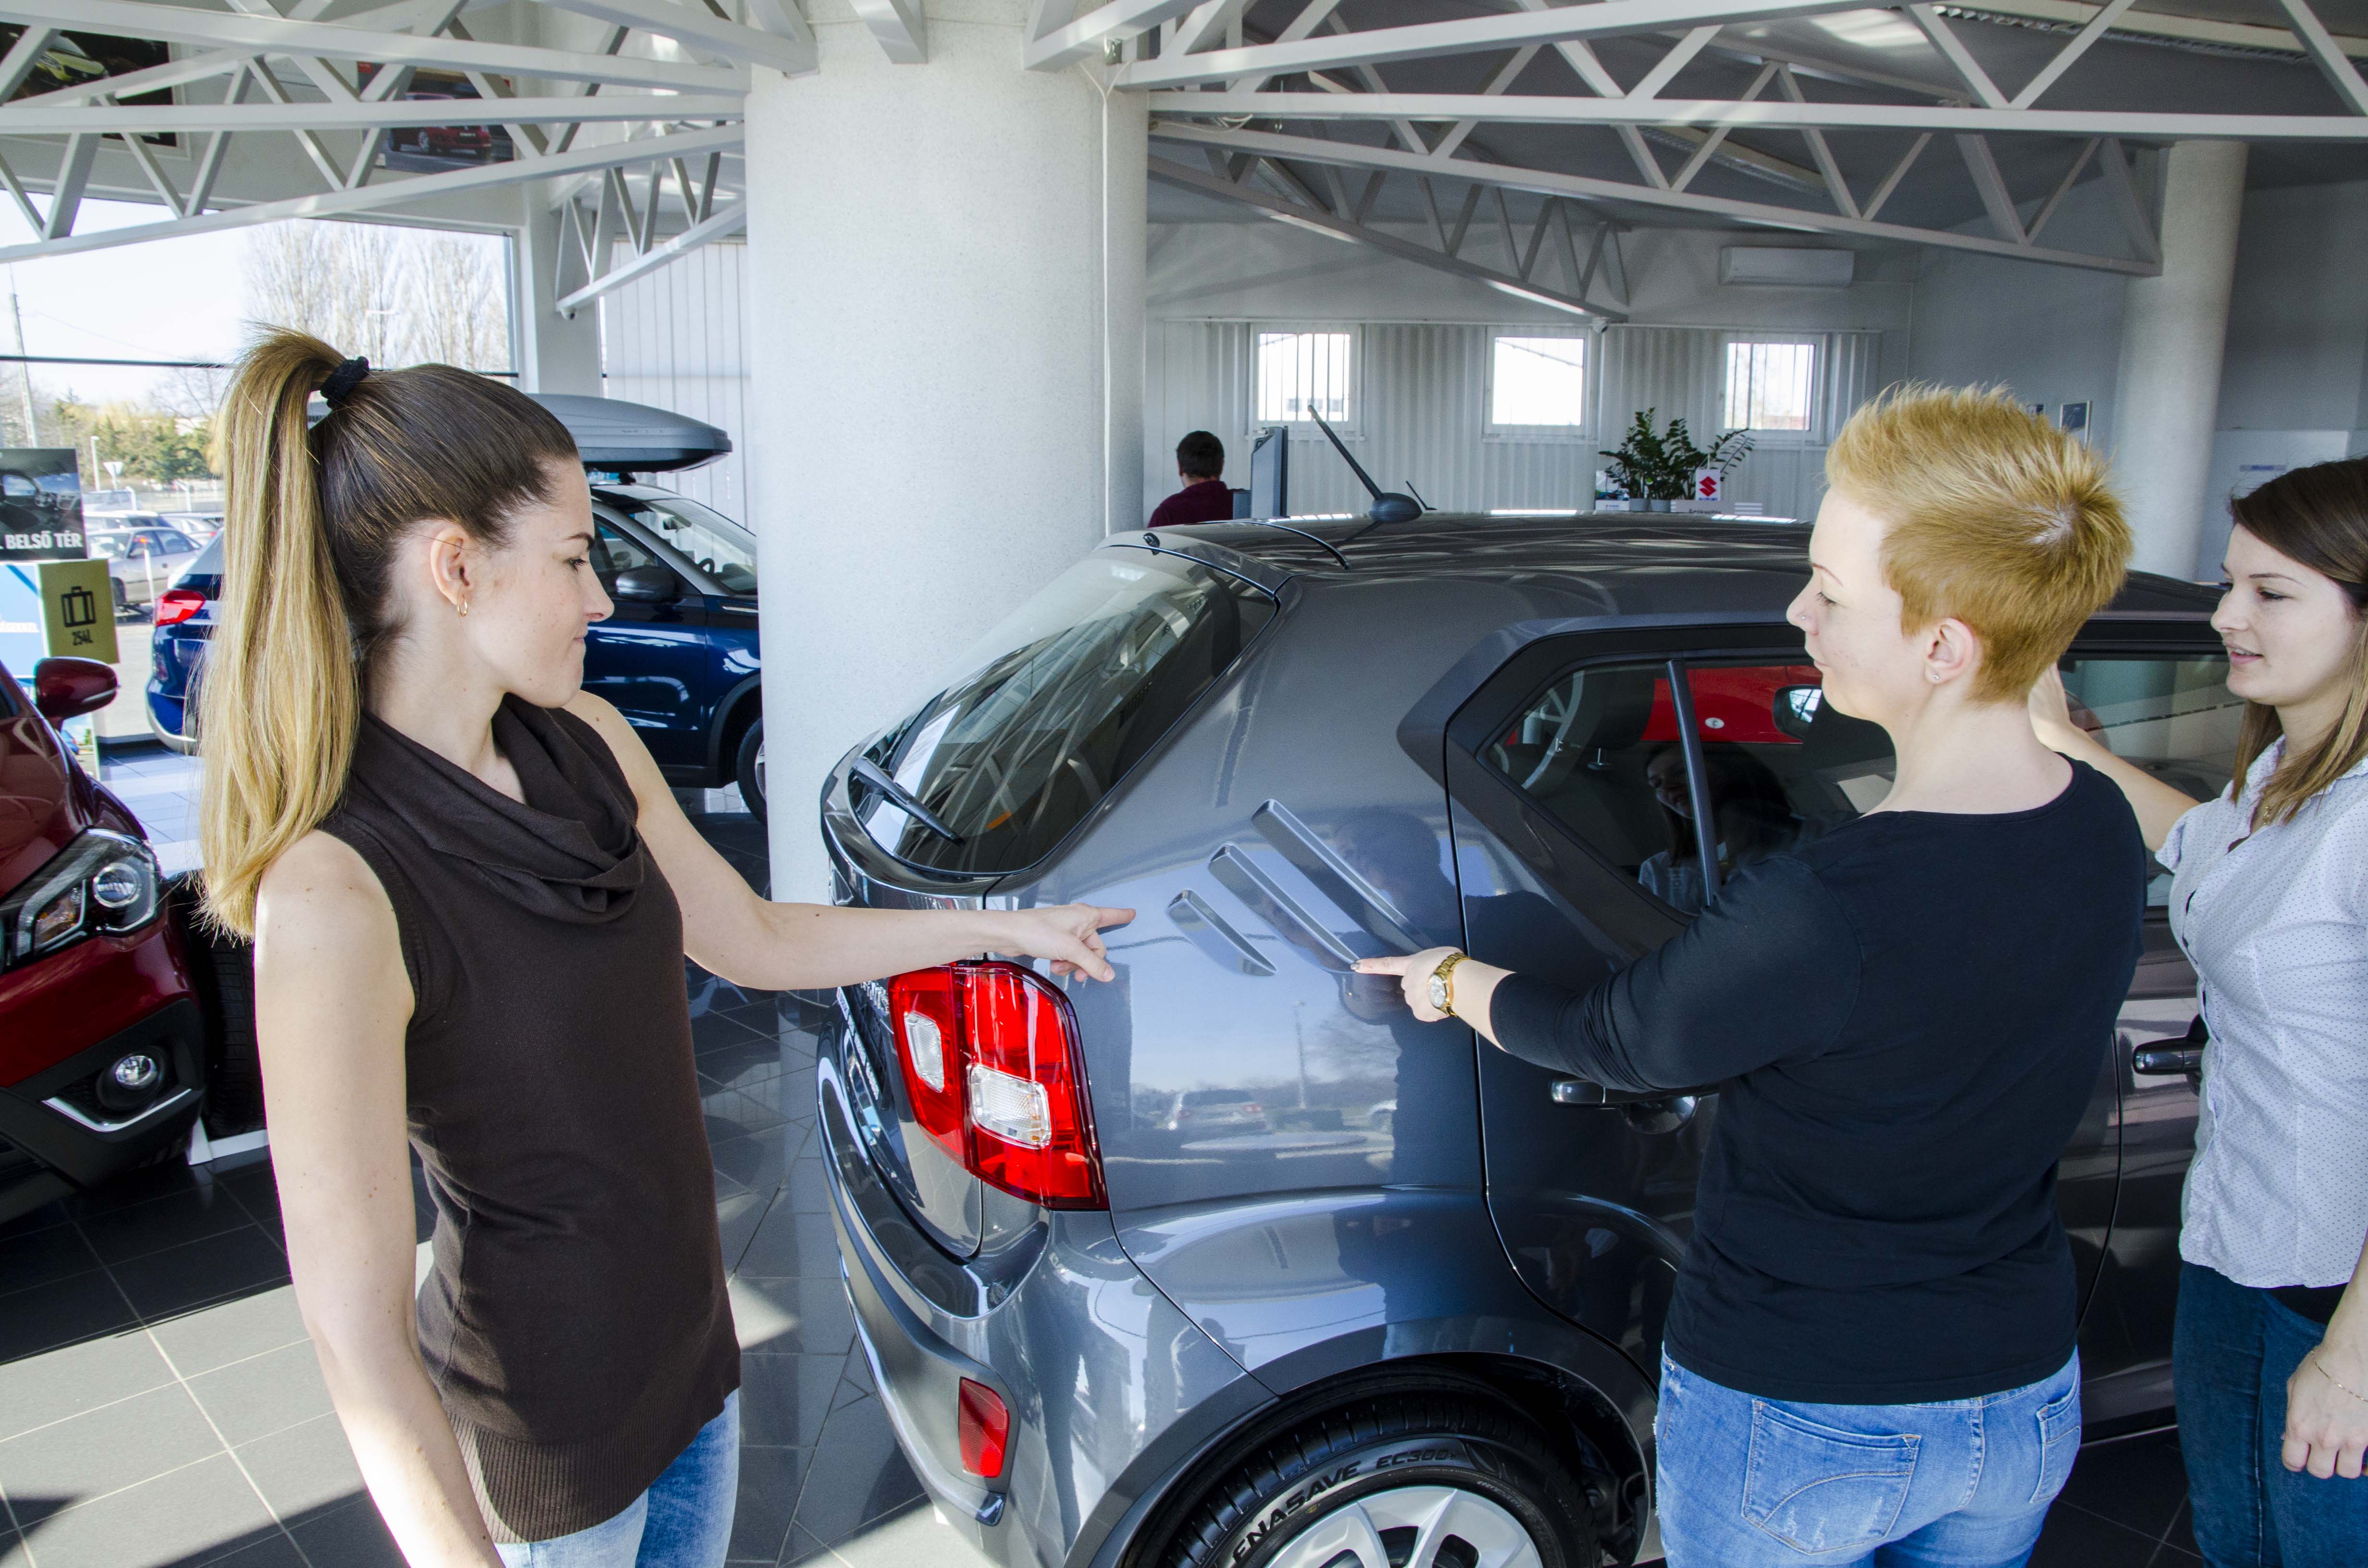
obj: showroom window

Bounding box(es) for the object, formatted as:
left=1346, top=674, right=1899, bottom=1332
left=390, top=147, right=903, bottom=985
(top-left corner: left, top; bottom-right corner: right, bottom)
left=1255, top=330, right=1353, bottom=424
left=1488, top=333, right=1588, bottom=436
left=1723, top=339, right=1818, bottom=433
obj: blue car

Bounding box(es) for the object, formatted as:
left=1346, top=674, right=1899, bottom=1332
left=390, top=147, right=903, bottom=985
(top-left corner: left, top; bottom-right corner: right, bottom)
left=147, top=402, right=771, bottom=816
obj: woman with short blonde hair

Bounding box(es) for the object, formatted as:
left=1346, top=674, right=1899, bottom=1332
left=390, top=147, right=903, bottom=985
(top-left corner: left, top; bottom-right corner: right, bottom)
left=1366, top=386, right=2146, bottom=1567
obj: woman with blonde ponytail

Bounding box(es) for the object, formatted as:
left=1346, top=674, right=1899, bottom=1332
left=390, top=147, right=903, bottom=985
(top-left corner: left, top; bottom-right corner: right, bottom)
left=2033, top=456, right=2368, bottom=1565
left=206, top=330, right=1131, bottom=1568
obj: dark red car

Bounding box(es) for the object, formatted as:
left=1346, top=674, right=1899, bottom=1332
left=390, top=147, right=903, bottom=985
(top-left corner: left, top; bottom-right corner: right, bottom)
left=0, top=655, right=208, bottom=1225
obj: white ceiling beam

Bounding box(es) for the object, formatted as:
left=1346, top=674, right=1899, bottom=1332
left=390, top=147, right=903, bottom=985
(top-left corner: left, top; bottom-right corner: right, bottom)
left=1669, top=58, right=1776, bottom=190
left=10, top=0, right=450, bottom=107
left=1028, top=0, right=1210, bottom=70
left=1975, top=0, right=2368, bottom=61
left=2009, top=0, right=2136, bottom=109
left=1139, top=90, right=2368, bottom=139
left=556, top=196, right=747, bottom=313
left=2024, top=135, right=2097, bottom=242
left=1112, top=0, right=1868, bottom=88
left=1858, top=129, right=1930, bottom=220
left=1908, top=5, right=2009, bottom=109
left=0, top=96, right=741, bottom=135
left=536, top=0, right=816, bottom=74
left=1148, top=153, right=1618, bottom=318
left=40, top=133, right=97, bottom=240
left=1955, top=132, right=2024, bottom=243
left=1149, top=119, right=2158, bottom=274
left=2277, top=0, right=2368, bottom=116
left=0, top=25, right=53, bottom=103
left=1430, top=43, right=1537, bottom=160
left=847, top=0, right=929, bottom=63
left=1776, top=64, right=1857, bottom=217
left=0, top=0, right=746, bottom=92
left=1628, top=24, right=1720, bottom=100
left=2094, top=135, right=2159, bottom=264
left=0, top=122, right=740, bottom=263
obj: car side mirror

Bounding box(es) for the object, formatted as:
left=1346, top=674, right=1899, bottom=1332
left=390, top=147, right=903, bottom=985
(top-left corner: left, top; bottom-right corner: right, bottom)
left=1772, top=684, right=1823, bottom=740
left=33, top=656, right=117, bottom=726
left=611, top=564, right=681, bottom=603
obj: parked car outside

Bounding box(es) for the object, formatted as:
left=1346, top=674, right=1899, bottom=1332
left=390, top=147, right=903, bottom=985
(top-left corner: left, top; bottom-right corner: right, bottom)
left=156, top=511, right=224, bottom=545
left=88, top=520, right=204, bottom=612
left=818, top=514, right=2230, bottom=1568
left=0, top=656, right=207, bottom=1226
left=145, top=416, right=768, bottom=814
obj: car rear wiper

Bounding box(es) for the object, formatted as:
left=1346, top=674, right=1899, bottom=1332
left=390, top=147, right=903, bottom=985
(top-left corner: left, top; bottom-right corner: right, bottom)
left=849, top=757, right=965, bottom=844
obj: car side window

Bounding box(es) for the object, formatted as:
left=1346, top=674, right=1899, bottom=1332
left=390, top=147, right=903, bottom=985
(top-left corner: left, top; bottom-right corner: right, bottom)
left=1483, top=662, right=1699, bottom=913
left=2059, top=654, right=2241, bottom=903
left=591, top=522, right=658, bottom=584
left=1, top=473, right=33, bottom=497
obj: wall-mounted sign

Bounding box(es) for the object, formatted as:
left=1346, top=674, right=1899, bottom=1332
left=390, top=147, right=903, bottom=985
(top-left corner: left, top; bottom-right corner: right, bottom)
left=0, top=449, right=85, bottom=563
left=39, top=558, right=116, bottom=665
left=2060, top=402, right=2091, bottom=436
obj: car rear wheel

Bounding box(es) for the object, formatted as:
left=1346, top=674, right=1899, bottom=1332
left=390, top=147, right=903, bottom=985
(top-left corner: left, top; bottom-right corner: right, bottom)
left=735, top=718, right=766, bottom=824
left=1157, top=1384, right=1596, bottom=1568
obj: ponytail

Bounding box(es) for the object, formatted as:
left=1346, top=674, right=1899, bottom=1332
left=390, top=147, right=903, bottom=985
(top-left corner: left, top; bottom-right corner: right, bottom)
left=198, top=328, right=577, bottom=935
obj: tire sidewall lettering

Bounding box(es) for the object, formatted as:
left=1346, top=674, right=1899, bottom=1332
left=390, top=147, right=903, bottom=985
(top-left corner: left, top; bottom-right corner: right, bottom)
left=1219, top=1439, right=1487, bottom=1567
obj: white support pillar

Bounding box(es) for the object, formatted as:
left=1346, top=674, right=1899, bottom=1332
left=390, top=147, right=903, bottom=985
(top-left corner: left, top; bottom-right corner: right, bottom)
left=743, top=2, right=1148, bottom=901
left=2110, top=139, right=2248, bottom=581
left=513, top=190, right=604, bottom=396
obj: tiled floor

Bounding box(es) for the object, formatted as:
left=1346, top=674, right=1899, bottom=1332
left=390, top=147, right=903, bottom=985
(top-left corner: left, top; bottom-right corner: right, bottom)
left=0, top=764, right=2194, bottom=1568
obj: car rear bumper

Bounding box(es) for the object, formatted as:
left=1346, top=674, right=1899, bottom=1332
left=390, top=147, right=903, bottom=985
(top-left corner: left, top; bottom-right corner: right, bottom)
left=819, top=1038, right=1269, bottom=1568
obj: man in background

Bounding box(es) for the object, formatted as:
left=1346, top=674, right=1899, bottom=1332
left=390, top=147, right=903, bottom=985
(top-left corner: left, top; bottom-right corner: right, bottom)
left=1147, top=431, right=1235, bottom=528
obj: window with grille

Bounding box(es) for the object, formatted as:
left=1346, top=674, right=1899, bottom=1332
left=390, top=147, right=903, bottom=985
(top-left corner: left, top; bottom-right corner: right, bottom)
left=1723, top=340, right=1818, bottom=433
left=1489, top=334, right=1588, bottom=432
left=1255, top=331, right=1353, bottom=424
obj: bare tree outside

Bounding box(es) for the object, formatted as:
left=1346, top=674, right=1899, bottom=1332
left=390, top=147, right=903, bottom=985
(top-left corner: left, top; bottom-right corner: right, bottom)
left=241, top=220, right=511, bottom=374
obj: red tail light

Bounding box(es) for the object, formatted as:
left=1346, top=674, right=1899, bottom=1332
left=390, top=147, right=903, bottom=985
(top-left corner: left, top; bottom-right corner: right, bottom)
left=886, top=960, right=1106, bottom=1209
left=958, top=1378, right=1010, bottom=1477
left=154, top=587, right=208, bottom=626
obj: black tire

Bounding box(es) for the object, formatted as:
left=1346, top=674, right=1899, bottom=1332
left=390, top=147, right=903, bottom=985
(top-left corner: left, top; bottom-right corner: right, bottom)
left=167, top=878, right=263, bottom=1138
left=111, top=577, right=129, bottom=613
left=1158, top=1382, right=1598, bottom=1568
left=734, top=716, right=766, bottom=824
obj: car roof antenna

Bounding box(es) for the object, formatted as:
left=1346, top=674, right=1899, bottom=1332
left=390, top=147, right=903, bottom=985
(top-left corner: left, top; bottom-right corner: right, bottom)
left=1307, top=409, right=1421, bottom=525
left=1405, top=481, right=1431, bottom=512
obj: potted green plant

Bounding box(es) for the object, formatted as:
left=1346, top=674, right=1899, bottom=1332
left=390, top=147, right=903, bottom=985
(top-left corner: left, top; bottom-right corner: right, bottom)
left=1600, top=409, right=1752, bottom=510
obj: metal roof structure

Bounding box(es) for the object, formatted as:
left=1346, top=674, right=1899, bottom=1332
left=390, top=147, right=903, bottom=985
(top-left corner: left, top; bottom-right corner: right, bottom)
left=1, top=0, right=2364, bottom=316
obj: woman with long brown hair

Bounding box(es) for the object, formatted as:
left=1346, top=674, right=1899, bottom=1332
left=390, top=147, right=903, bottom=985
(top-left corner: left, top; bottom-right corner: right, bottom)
left=200, top=331, right=1129, bottom=1568
left=2032, top=456, right=2368, bottom=1565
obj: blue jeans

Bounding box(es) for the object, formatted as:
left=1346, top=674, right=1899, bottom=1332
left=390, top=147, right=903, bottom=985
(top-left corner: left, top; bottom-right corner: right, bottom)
left=2175, top=1263, right=2368, bottom=1567
left=1654, top=1352, right=2081, bottom=1566
left=495, top=1393, right=740, bottom=1568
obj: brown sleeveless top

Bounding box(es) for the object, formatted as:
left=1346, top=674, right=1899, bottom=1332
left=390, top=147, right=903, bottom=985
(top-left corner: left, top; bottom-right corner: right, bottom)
left=319, top=698, right=738, bottom=1544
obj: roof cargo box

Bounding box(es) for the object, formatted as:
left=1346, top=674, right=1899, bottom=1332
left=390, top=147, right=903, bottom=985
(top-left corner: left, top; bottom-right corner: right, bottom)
left=530, top=394, right=732, bottom=473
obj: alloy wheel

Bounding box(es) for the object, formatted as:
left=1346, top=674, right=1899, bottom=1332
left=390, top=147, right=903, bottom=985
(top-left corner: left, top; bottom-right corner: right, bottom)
left=1263, top=1484, right=1544, bottom=1568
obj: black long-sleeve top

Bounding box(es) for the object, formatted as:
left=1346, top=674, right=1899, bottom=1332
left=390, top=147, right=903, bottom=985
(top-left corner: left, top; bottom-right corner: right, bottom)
left=1491, top=761, right=2147, bottom=1403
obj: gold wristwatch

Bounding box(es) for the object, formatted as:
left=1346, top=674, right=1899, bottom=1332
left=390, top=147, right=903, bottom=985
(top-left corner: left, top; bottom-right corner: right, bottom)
left=1427, top=951, right=1469, bottom=1017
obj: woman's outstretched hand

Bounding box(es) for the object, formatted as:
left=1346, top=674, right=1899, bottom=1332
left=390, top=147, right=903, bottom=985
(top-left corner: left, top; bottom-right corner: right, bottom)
left=992, top=905, right=1135, bottom=982
left=1354, top=947, right=1462, bottom=1023
left=2028, top=666, right=2103, bottom=754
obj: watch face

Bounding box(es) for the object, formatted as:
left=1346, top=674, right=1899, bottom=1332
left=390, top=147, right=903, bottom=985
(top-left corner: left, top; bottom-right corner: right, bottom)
left=1428, top=972, right=1449, bottom=1010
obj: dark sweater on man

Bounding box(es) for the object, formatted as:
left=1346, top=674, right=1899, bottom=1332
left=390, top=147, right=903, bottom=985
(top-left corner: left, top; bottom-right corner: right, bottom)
left=1491, top=761, right=2146, bottom=1404
left=1147, top=478, right=1236, bottom=529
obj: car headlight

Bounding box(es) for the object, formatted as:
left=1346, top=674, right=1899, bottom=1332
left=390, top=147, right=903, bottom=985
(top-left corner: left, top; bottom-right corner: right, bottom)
left=1, top=830, right=161, bottom=969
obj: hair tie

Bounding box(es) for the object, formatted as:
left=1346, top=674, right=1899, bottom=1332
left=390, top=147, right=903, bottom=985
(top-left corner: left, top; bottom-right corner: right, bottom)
left=320, top=356, right=370, bottom=409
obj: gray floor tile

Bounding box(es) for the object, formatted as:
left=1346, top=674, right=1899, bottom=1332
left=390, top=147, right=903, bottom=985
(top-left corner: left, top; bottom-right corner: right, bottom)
left=59, top=1162, right=210, bottom=1219
left=692, top=1008, right=768, bottom=1057
left=0, top=1383, right=223, bottom=1526
left=735, top=1211, right=841, bottom=1281
left=186, top=1341, right=333, bottom=1447
left=704, top=1084, right=791, bottom=1141
left=697, top=1032, right=800, bottom=1091
left=0, top=1267, right=139, bottom=1361
left=197, top=1530, right=308, bottom=1568
left=232, top=1413, right=364, bottom=1520
left=0, top=1329, right=177, bottom=1443
left=737, top=1356, right=848, bottom=1449
left=7, top=1452, right=277, bottom=1568
left=0, top=1198, right=72, bottom=1243
left=785, top=1398, right=922, bottom=1547
left=0, top=1219, right=102, bottom=1292
left=777, top=1521, right=846, bottom=1565
left=2057, top=1433, right=2188, bottom=1543
left=816, top=1503, right=993, bottom=1568
left=146, top=1286, right=308, bottom=1379
left=726, top=1445, right=810, bottom=1564
left=75, top=1187, right=255, bottom=1266
left=776, top=1157, right=835, bottom=1216
left=711, top=1126, right=796, bottom=1205
left=0, top=1528, right=23, bottom=1568
left=2030, top=1496, right=2167, bottom=1568
left=284, top=1495, right=406, bottom=1568
left=727, top=1275, right=856, bottom=1357
left=108, top=1227, right=291, bottom=1321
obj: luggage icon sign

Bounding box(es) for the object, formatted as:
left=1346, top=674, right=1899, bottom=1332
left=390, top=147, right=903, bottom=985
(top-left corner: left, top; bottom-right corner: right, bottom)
left=61, top=583, right=96, bottom=632
left=37, top=559, right=118, bottom=664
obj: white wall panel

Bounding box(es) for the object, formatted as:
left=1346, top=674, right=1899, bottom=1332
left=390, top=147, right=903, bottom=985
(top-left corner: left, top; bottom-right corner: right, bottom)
left=1146, top=320, right=1880, bottom=524
left=598, top=240, right=752, bottom=520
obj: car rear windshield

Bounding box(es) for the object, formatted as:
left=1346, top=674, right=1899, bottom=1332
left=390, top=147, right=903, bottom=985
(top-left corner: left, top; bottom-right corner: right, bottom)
left=854, top=550, right=1275, bottom=875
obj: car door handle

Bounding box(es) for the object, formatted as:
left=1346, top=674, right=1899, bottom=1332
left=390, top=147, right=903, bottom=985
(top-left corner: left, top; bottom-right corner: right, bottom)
left=2133, top=1046, right=2203, bottom=1076
left=1551, top=1078, right=1706, bottom=1134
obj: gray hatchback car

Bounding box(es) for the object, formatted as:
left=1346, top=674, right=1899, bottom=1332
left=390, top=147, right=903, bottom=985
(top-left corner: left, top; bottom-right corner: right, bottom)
left=819, top=515, right=2233, bottom=1568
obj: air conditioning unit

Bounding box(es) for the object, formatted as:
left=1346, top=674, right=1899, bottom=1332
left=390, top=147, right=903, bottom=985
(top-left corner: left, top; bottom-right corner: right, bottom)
left=1720, top=247, right=1855, bottom=287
